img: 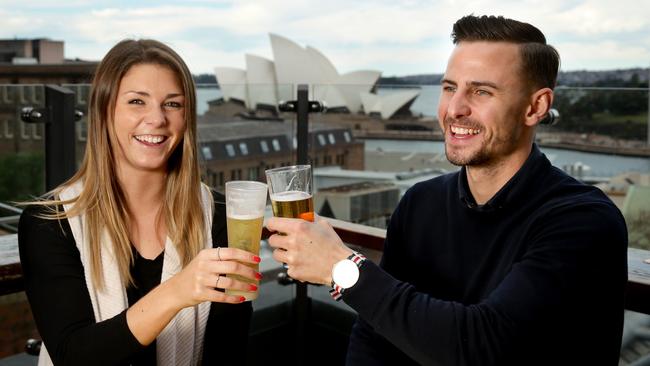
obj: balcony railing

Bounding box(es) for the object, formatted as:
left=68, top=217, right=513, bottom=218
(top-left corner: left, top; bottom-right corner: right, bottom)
left=1, top=82, right=649, bottom=363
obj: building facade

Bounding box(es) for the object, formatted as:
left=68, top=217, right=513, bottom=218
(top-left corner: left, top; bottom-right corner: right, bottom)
left=314, top=181, right=400, bottom=229
left=198, top=119, right=364, bottom=192
left=0, top=38, right=97, bottom=84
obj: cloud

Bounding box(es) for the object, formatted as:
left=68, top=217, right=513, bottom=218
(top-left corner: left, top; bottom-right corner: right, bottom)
left=557, top=41, right=650, bottom=70
left=0, top=0, right=648, bottom=75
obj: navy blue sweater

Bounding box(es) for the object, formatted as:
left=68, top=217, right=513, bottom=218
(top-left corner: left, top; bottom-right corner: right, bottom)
left=343, top=145, right=628, bottom=365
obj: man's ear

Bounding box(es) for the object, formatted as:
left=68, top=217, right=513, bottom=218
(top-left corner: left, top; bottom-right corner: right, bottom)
left=524, top=88, right=553, bottom=127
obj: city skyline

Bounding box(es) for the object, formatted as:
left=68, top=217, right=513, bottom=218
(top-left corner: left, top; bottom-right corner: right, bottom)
left=1, top=0, right=649, bottom=76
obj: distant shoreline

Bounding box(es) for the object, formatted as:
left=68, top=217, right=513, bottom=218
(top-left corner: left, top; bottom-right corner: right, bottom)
left=356, top=131, right=650, bottom=158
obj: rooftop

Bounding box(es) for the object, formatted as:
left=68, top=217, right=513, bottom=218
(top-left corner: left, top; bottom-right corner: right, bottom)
left=319, top=181, right=397, bottom=194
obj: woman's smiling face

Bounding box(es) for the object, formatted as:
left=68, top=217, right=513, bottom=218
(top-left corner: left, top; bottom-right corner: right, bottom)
left=111, top=63, right=186, bottom=175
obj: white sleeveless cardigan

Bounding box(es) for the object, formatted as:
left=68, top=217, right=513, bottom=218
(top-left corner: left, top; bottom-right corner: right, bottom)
left=38, top=181, right=212, bottom=366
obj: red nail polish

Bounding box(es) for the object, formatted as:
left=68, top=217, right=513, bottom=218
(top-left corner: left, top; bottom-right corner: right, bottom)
left=255, top=272, right=263, bottom=280
left=249, top=284, right=258, bottom=291
left=239, top=296, right=246, bottom=302
left=253, top=255, right=261, bottom=263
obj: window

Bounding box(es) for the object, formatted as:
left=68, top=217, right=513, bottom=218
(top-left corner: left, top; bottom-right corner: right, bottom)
left=317, top=134, right=326, bottom=146
left=33, top=123, right=42, bottom=140
left=324, top=155, right=332, bottom=165
left=239, top=142, right=249, bottom=156
left=225, top=144, right=236, bottom=157
left=343, top=131, right=351, bottom=143
left=260, top=140, right=269, bottom=153
left=328, top=133, right=336, bottom=144
left=20, top=122, right=30, bottom=140
left=218, top=172, right=224, bottom=186
left=202, top=146, right=213, bottom=160
left=1, top=86, right=13, bottom=104
left=3, top=119, right=13, bottom=138
left=292, top=137, right=297, bottom=149
left=248, top=167, right=259, bottom=180
left=272, top=139, right=281, bottom=151
left=76, top=121, right=86, bottom=142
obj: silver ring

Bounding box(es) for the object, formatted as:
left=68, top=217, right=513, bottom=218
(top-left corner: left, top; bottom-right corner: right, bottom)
left=216, top=275, right=221, bottom=289
left=217, top=247, right=221, bottom=261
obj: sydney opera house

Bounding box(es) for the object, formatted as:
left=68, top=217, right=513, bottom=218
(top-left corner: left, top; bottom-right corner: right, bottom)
left=214, top=34, right=420, bottom=120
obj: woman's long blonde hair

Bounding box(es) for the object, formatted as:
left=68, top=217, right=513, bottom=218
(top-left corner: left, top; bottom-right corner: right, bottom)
left=30, top=39, right=207, bottom=290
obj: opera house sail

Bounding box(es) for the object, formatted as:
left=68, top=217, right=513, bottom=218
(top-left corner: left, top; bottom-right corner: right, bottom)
left=214, top=34, right=420, bottom=120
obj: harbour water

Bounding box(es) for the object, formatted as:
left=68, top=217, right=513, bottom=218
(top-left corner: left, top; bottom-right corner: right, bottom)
left=197, top=86, right=649, bottom=178
left=196, top=85, right=442, bottom=116
left=364, top=139, right=650, bottom=178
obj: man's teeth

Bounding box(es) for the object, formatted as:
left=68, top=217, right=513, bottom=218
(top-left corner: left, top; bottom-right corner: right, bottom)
left=450, top=126, right=480, bottom=135
left=135, top=135, right=165, bottom=144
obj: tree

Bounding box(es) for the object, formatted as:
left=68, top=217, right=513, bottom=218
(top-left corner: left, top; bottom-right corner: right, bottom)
left=0, top=153, right=45, bottom=202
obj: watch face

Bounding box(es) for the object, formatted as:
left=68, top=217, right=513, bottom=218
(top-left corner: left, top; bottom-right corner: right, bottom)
left=333, top=259, right=359, bottom=289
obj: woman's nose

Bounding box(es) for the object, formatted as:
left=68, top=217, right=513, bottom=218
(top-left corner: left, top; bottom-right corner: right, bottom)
left=145, top=105, right=167, bottom=126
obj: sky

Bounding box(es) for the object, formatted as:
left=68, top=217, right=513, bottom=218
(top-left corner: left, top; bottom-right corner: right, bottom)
left=1, top=0, right=649, bottom=76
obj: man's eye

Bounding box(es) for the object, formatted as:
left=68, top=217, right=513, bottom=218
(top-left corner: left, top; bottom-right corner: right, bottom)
left=442, top=86, right=456, bottom=93
left=475, top=89, right=491, bottom=96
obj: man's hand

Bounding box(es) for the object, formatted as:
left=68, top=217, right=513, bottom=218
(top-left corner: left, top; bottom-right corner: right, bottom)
left=266, top=215, right=354, bottom=285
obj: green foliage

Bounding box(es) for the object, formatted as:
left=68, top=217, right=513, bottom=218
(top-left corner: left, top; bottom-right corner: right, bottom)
left=627, top=210, right=650, bottom=250
left=0, top=152, right=45, bottom=202
left=193, top=73, right=217, bottom=84
left=552, top=87, right=648, bottom=140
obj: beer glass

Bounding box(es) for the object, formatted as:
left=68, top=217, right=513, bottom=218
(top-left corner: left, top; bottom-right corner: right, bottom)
left=225, top=181, right=267, bottom=301
left=265, top=165, right=314, bottom=222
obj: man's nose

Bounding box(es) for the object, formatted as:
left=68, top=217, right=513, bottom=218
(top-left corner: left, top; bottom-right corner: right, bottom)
left=446, top=91, right=471, bottom=119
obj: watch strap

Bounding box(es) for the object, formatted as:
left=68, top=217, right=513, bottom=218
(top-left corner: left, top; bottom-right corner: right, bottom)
left=329, top=252, right=366, bottom=301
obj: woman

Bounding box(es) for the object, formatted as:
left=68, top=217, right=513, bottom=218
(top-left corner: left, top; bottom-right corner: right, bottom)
left=18, top=39, right=260, bottom=366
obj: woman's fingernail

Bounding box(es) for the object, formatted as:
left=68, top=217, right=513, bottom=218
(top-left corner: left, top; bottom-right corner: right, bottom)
left=255, top=272, right=263, bottom=280
left=253, top=255, right=261, bottom=263
left=239, top=296, right=246, bottom=302
left=249, top=284, right=258, bottom=291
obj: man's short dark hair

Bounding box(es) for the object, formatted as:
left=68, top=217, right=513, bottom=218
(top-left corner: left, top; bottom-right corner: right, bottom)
left=452, top=15, right=560, bottom=90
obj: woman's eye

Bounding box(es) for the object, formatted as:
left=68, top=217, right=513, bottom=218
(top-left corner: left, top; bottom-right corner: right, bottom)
left=128, top=99, right=144, bottom=105
left=165, top=101, right=183, bottom=109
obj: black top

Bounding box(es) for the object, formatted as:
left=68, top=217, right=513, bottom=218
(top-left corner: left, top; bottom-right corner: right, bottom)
left=126, top=249, right=164, bottom=365
left=19, top=191, right=252, bottom=366
left=344, top=145, right=628, bottom=366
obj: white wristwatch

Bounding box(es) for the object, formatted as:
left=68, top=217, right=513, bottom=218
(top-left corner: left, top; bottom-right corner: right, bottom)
left=330, top=252, right=366, bottom=301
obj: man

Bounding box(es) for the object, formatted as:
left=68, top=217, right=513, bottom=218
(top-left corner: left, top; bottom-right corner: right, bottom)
left=267, top=15, right=628, bottom=365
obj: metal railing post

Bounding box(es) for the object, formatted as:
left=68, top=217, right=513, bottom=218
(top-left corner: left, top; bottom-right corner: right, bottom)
left=647, top=66, right=650, bottom=146
left=44, top=85, right=77, bottom=191
left=22, top=85, right=77, bottom=192
left=294, top=84, right=310, bottom=365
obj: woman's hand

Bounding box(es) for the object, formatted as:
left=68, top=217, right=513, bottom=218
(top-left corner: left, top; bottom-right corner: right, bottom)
left=127, top=247, right=260, bottom=346
left=169, top=247, right=262, bottom=307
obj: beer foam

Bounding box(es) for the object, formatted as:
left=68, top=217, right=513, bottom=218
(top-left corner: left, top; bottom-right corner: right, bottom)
left=270, top=190, right=312, bottom=202
left=227, top=213, right=264, bottom=220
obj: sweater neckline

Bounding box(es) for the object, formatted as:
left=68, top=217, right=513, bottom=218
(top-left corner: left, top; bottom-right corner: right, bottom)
left=457, top=144, right=550, bottom=212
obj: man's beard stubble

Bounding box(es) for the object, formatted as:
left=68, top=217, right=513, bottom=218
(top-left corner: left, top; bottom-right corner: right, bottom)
left=443, top=116, right=491, bottom=167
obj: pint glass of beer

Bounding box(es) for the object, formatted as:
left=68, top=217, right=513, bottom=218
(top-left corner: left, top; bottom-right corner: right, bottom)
left=225, top=181, right=267, bottom=301
left=265, top=165, right=314, bottom=222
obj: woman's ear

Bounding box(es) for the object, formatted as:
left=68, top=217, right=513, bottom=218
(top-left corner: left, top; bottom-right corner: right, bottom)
left=524, top=88, right=554, bottom=127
